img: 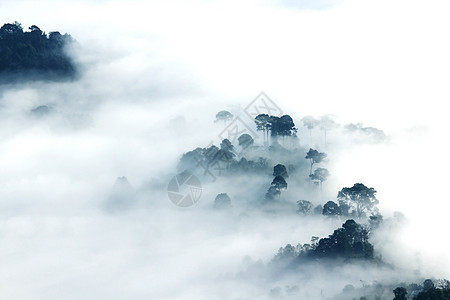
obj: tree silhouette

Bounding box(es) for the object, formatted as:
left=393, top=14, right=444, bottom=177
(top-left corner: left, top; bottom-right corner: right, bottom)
left=393, top=287, right=407, bottom=300
left=305, top=148, right=327, bottom=175
left=265, top=175, right=287, bottom=201
left=296, top=200, right=313, bottom=215
left=220, top=138, right=234, bottom=152
left=0, top=22, right=76, bottom=82
left=272, top=175, right=287, bottom=192
left=254, top=113, right=270, bottom=145
left=215, top=111, right=233, bottom=124
left=214, top=193, right=232, bottom=209
left=309, top=167, right=329, bottom=190
left=337, top=183, right=378, bottom=218
left=273, top=164, right=288, bottom=178
left=237, top=133, right=254, bottom=150
left=322, top=201, right=341, bottom=216
left=310, top=219, right=374, bottom=259
left=268, top=115, right=297, bottom=142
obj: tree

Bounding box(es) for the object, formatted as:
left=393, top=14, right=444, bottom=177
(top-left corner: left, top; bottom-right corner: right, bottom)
left=215, top=111, right=233, bottom=124
left=414, top=287, right=450, bottom=300
left=273, top=164, right=288, bottom=178
left=322, top=201, right=341, bottom=216
left=337, top=183, right=378, bottom=218
left=214, top=193, right=231, bottom=209
left=278, top=115, right=297, bottom=138
left=423, top=279, right=435, bottom=292
left=0, top=22, right=76, bottom=82
left=301, top=115, right=319, bottom=141
left=305, top=148, right=327, bottom=175
left=265, top=175, right=287, bottom=201
left=310, top=219, right=374, bottom=259
left=254, top=114, right=270, bottom=144
left=393, top=287, right=407, bottom=300
left=271, top=175, right=287, bottom=192
left=237, top=133, right=254, bottom=150
left=267, top=115, right=297, bottom=141
left=265, top=186, right=280, bottom=201
left=0, top=22, right=23, bottom=35
left=214, top=149, right=235, bottom=169
left=309, top=167, right=329, bottom=190
left=296, top=200, right=313, bottom=215
left=220, top=138, right=234, bottom=152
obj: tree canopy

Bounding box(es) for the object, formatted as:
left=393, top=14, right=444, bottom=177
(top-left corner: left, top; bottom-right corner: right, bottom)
left=0, top=22, right=76, bottom=82
left=215, top=111, right=233, bottom=123
left=310, top=219, right=374, bottom=260
left=337, top=183, right=378, bottom=218
left=305, top=148, right=327, bottom=175
left=214, top=193, right=232, bottom=209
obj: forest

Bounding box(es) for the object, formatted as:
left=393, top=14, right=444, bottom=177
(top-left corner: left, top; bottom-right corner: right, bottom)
left=176, top=110, right=450, bottom=300
left=0, top=22, right=76, bottom=83
left=0, top=8, right=448, bottom=299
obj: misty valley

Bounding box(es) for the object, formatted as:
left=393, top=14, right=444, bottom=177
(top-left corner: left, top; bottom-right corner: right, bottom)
left=0, top=15, right=449, bottom=300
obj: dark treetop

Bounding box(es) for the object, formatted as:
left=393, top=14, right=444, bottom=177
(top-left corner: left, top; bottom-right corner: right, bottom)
left=0, top=22, right=77, bottom=83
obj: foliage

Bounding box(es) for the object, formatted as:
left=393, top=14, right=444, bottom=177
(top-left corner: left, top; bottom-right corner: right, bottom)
left=274, top=220, right=374, bottom=263
left=269, top=115, right=297, bottom=138
left=271, top=175, right=287, bottom=191
left=215, top=111, right=233, bottom=123
left=273, top=164, right=288, bottom=178
left=393, top=287, right=407, bottom=300
left=220, top=138, right=234, bottom=152
left=0, top=22, right=76, bottom=82
left=254, top=114, right=297, bottom=145
left=296, top=200, right=313, bottom=215
left=414, top=288, right=450, bottom=300
left=305, top=148, right=327, bottom=175
left=322, top=200, right=341, bottom=216
left=337, top=183, right=378, bottom=218
left=309, top=167, right=329, bottom=188
left=265, top=175, right=288, bottom=201
left=214, top=193, right=231, bottom=209
left=237, top=133, right=254, bottom=149
left=310, top=219, right=374, bottom=259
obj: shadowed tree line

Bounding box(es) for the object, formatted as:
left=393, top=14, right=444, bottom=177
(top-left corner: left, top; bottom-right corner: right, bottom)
left=273, top=219, right=375, bottom=264
left=0, top=22, right=77, bottom=82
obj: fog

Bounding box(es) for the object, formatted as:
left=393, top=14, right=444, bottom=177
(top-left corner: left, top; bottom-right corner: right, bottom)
left=1, top=0, right=450, bottom=299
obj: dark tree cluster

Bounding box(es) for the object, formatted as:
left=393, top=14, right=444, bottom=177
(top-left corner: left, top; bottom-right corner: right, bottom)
left=320, top=183, right=380, bottom=219
left=264, top=164, right=288, bottom=202
left=333, top=279, right=450, bottom=300
left=274, top=219, right=374, bottom=263
left=178, top=138, right=270, bottom=176
left=254, top=114, right=297, bottom=144
left=0, top=22, right=76, bottom=82
left=310, top=219, right=374, bottom=260
left=412, top=279, right=450, bottom=300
